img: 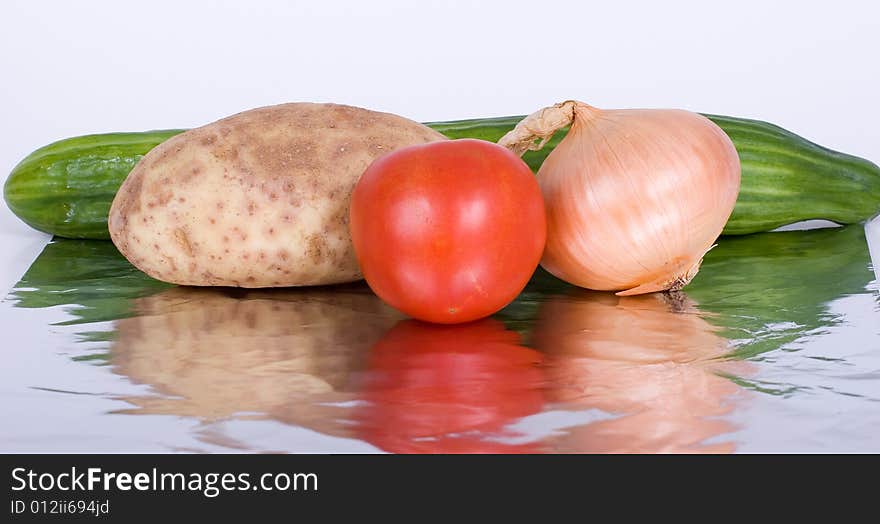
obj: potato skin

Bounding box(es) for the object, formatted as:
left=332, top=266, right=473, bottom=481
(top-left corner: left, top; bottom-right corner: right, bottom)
left=109, top=103, right=446, bottom=287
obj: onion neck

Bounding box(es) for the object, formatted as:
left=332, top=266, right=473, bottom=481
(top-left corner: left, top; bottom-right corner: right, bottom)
left=498, top=100, right=598, bottom=156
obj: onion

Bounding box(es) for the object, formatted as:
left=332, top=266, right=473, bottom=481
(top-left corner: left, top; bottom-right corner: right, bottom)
left=532, top=290, right=750, bottom=453
left=499, top=100, right=741, bottom=295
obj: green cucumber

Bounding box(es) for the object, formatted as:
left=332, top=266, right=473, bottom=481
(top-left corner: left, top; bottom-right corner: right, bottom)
left=4, top=130, right=184, bottom=239
left=704, top=114, right=880, bottom=234
left=5, top=115, right=879, bottom=239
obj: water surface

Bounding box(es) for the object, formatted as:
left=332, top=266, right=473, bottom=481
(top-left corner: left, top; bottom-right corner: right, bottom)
left=2, top=225, right=878, bottom=452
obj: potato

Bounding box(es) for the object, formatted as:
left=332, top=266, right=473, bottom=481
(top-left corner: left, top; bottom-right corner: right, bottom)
left=111, top=285, right=402, bottom=437
left=109, top=103, right=446, bottom=287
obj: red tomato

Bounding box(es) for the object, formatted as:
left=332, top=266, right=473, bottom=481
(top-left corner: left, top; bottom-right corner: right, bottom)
left=354, top=319, right=545, bottom=453
left=350, top=139, right=546, bottom=324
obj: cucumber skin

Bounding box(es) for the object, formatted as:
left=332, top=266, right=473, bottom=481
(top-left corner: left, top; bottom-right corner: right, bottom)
left=5, top=115, right=880, bottom=239
left=4, top=130, right=185, bottom=239
left=702, top=114, right=880, bottom=235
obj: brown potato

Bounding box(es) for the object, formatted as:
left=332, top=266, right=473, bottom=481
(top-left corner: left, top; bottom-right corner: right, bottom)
left=109, top=103, right=446, bottom=287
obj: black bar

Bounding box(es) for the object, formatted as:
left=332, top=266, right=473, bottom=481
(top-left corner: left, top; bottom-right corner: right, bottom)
left=1, top=454, right=876, bottom=520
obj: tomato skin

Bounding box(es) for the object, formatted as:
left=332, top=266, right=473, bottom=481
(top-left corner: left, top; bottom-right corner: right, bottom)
left=349, top=139, right=546, bottom=324
left=355, top=319, right=545, bottom=453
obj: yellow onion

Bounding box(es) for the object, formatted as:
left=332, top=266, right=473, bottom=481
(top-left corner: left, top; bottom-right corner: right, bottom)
left=499, top=100, right=741, bottom=295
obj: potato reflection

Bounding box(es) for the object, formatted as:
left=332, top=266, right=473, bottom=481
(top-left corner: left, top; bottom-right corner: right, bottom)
left=111, top=285, right=403, bottom=440
left=534, top=291, right=748, bottom=453
left=355, top=319, right=545, bottom=453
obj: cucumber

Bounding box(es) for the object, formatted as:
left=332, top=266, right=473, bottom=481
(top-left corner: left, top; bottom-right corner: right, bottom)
left=704, top=114, right=880, bottom=234
left=5, top=115, right=879, bottom=239
left=427, top=116, right=562, bottom=175
left=4, top=130, right=184, bottom=239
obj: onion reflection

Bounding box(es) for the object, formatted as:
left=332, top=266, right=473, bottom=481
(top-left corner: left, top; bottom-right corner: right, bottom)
left=355, top=319, right=544, bottom=453
left=533, top=291, right=749, bottom=453
left=110, top=285, right=403, bottom=441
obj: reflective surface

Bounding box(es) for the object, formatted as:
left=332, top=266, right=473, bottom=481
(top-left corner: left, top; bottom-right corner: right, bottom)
left=2, top=225, right=879, bottom=453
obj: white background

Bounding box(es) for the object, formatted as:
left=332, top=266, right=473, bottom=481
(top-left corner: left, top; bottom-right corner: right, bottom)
left=2, top=0, right=880, bottom=287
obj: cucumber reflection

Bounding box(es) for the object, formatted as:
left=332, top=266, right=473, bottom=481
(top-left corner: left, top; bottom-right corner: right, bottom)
left=354, top=319, right=544, bottom=453
left=534, top=291, right=750, bottom=453
left=110, top=285, right=402, bottom=440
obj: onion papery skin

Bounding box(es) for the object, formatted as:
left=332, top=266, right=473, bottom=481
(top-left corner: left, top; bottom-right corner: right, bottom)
left=538, top=104, right=741, bottom=295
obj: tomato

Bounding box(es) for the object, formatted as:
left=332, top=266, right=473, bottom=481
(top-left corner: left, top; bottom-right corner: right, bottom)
left=349, top=139, right=546, bottom=324
left=354, top=319, right=545, bottom=453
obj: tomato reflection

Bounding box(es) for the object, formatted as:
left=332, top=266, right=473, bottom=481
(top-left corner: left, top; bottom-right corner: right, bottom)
left=355, top=319, right=544, bottom=453
left=533, top=291, right=749, bottom=453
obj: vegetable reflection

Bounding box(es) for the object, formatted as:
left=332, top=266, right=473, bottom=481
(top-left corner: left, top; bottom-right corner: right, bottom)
left=7, top=224, right=875, bottom=453
left=110, top=286, right=402, bottom=441
left=686, top=225, right=873, bottom=360
left=12, top=239, right=171, bottom=325
left=533, top=291, right=750, bottom=453
left=355, top=319, right=544, bottom=453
